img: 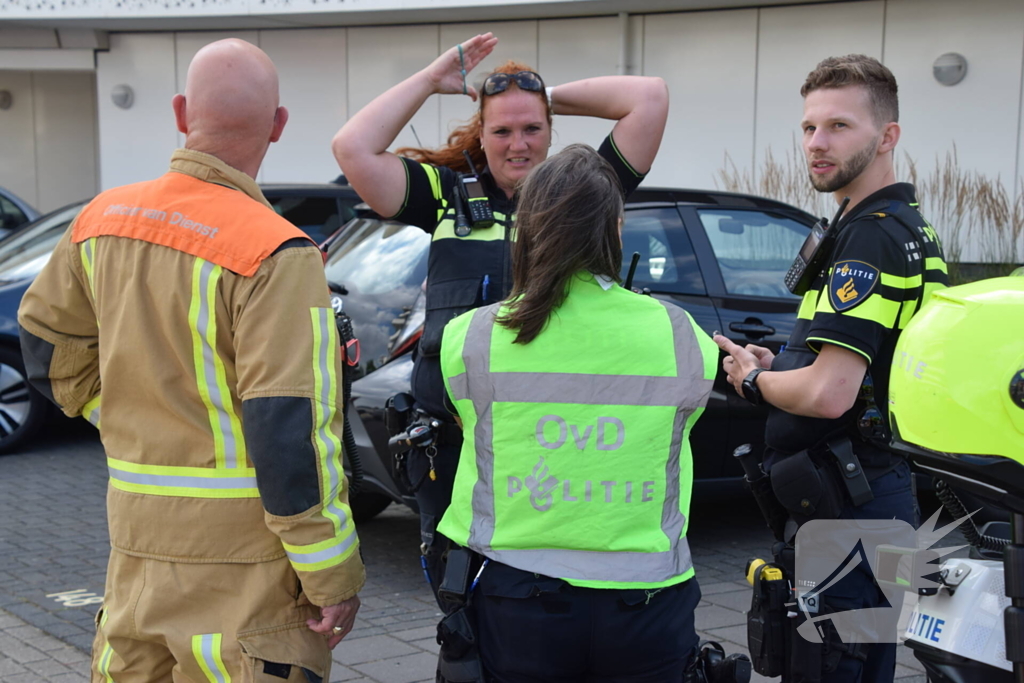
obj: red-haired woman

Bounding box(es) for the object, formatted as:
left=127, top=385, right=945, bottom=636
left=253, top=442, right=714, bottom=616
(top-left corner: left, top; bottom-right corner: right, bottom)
left=332, top=32, right=669, bottom=602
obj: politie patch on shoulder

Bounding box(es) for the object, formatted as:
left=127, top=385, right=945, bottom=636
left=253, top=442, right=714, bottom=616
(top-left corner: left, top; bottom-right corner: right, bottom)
left=828, top=260, right=880, bottom=312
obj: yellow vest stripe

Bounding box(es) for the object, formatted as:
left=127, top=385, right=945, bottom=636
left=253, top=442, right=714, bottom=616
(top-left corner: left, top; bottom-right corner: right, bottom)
left=925, top=257, right=948, bottom=274
left=193, top=634, right=231, bottom=683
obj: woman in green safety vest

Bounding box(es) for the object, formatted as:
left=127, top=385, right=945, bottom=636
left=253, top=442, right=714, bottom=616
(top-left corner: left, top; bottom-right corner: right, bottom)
left=437, top=144, right=719, bottom=682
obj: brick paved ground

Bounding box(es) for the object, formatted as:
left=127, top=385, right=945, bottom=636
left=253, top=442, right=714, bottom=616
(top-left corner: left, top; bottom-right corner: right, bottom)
left=0, top=417, right=932, bottom=682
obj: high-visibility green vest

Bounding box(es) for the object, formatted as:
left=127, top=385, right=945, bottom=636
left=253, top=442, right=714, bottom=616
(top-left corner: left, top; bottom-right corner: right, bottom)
left=438, top=273, right=718, bottom=589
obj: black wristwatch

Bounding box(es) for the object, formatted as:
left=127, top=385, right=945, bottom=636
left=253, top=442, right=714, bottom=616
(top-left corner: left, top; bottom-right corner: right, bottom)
left=741, top=368, right=767, bottom=406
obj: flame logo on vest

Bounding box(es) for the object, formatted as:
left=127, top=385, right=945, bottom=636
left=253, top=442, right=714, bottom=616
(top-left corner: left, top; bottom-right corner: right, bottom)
left=829, top=260, right=880, bottom=312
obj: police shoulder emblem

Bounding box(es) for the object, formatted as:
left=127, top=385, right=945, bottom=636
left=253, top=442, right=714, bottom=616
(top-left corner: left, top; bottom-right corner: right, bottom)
left=829, top=260, right=880, bottom=312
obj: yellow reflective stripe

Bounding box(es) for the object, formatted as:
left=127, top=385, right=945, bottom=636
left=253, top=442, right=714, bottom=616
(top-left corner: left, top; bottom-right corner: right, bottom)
left=925, top=257, right=948, bottom=274
left=192, top=634, right=231, bottom=683
left=805, top=336, right=872, bottom=362
left=815, top=290, right=899, bottom=326
left=608, top=132, right=643, bottom=178
left=107, top=456, right=259, bottom=499
left=82, top=395, right=101, bottom=429
left=283, top=532, right=359, bottom=572
left=420, top=163, right=444, bottom=223
left=880, top=272, right=922, bottom=289
left=797, top=289, right=818, bottom=320
left=96, top=609, right=114, bottom=682
left=310, top=308, right=347, bottom=534
left=898, top=300, right=916, bottom=329
left=189, top=260, right=245, bottom=469
left=80, top=238, right=97, bottom=298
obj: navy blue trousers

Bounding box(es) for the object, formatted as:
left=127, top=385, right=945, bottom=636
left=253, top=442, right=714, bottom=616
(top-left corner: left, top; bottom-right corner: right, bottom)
left=813, top=460, right=918, bottom=683
left=473, top=562, right=701, bottom=683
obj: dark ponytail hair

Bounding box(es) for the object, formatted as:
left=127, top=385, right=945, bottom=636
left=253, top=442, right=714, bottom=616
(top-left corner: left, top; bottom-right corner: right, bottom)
left=496, top=143, right=624, bottom=344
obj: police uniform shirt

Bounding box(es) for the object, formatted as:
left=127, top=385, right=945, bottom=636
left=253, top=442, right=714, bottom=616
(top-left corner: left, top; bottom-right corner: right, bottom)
left=393, top=135, right=646, bottom=418
left=765, top=182, right=949, bottom=461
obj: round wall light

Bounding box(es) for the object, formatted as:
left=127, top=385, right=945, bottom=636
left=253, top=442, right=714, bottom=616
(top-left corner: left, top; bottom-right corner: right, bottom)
left=111, top=84, right=134, bottom=109
left=933, top=53, right=968, bottom=86
left=0, top=91, right=12, bottom=111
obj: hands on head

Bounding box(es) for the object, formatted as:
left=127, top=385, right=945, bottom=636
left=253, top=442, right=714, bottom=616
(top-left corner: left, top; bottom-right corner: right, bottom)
left=713, top=335, right=773, bottom=397
left=425, top=33, right=499, bottom=101
left=307, top=595, right=361, bottom=649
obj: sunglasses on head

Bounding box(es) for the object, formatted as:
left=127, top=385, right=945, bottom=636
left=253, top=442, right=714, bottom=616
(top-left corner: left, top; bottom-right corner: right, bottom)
left=481, top=71, right=545, bottom=97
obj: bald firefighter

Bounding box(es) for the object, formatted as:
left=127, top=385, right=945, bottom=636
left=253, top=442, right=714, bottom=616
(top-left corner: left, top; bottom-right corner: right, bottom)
left=18, top=39, right=364, bottom=682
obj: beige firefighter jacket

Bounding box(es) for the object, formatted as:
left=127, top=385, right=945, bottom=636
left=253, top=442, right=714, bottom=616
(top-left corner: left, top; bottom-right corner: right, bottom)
left=18, top=149, right=365, bottom=606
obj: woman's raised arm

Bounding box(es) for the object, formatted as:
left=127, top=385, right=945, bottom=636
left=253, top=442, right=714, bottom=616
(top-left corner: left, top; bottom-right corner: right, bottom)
left=331, top=33, right=497, bottom=218
left=550, top=76, right=669, bottom=175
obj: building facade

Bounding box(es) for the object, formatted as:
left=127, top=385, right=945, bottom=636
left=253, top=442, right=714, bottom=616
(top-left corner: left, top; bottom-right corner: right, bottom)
left=1, top=0, right=1022, bottom=262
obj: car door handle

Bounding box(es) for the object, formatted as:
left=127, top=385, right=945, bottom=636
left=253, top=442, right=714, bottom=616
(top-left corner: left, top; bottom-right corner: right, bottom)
left=729, top=321, right=776, bottom=338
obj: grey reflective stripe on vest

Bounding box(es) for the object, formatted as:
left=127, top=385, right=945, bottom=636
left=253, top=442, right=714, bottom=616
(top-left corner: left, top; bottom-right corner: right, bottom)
left=450, top=298, right=708, bottom=584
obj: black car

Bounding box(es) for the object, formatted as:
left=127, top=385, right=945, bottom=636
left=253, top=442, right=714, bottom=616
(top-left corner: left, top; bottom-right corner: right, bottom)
left=326, top=188, right=818, bottom=521
left=0, top=183, right=364, bottom=454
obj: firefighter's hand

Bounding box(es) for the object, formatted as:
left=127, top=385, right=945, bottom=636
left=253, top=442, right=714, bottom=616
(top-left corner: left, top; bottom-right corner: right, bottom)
left=307, top=595, right=361, bottom=648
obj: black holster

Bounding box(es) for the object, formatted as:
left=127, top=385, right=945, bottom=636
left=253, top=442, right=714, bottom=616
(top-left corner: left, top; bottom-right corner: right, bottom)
left=746, top=557, right=790, bottom=678
left=435, top=547, right=486, bottom=683
left=769, top=437, right=874, bottom=523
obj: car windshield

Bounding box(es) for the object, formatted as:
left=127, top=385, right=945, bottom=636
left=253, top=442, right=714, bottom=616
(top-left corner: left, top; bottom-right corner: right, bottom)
left=0, top=203, right=84, bottom=285
left=325, top=218, right=430, bottom=371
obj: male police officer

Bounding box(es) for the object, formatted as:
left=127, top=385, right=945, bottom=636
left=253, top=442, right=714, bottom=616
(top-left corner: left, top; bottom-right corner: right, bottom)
left=716, top=55, right=948, bottom=682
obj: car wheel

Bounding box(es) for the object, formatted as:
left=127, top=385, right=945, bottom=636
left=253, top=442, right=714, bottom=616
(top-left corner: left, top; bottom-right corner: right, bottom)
left=349, top=490, right=392, bottom=522
left=0, top=346, right=49, bottom=454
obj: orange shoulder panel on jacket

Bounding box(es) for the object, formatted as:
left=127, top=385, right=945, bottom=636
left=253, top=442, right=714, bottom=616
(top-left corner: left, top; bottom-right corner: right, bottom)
left=72, top=172, right=316, bottom=277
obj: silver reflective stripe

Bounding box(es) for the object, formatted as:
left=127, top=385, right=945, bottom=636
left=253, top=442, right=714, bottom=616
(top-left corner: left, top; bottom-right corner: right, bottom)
left=108, top=468, right=257, bottom=490
left=196, top=261, right=241, bottom=469
left=454, top=372, right=688, bottom=406
left=85, top=406, right=100, bottom=428
left=482, top=541, right=694, bottom=585
left=314, top=308, right=348, bottom=526
left=199, top=635, right=227, bottom=683
left=463, top=306, right=498, bottom=551
left=285, top=532, right=358, bottom=566
left=456, top=297, right=711, bottom=582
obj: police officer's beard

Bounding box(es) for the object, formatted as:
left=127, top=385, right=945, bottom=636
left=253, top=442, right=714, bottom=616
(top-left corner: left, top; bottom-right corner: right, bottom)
left=809, top=136, right=879, bottom=194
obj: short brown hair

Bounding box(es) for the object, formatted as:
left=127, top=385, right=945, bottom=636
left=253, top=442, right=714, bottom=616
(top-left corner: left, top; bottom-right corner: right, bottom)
left=801, top=54, right=899, bottom=125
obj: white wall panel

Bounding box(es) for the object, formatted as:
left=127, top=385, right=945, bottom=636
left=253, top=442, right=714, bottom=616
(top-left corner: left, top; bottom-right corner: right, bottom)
left=32, top=72, right=98, bottom=210
left=438, top=21, right=539, bottom=141
left=885, top=0, right=1024, bottom=197
left=539, top=16, right=621, bottom=159
left=96, top=33, right=179, bottom=190
left=755, top=1, right=884, bottom=175
left=347, top=24, right=442, bottom=153
left=643, top=9, right=758, bottom=190
left=0, top=72, right=38, bottom=208
left=260, top=28, right=347, bottom=183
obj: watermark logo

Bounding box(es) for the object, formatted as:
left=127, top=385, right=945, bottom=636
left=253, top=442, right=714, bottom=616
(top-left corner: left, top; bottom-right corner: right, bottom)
left=793, top=507, right=971, bottom=644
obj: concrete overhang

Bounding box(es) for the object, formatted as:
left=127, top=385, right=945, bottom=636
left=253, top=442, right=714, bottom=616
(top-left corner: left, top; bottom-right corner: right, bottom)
left=2, top=0, right=856, bottom=32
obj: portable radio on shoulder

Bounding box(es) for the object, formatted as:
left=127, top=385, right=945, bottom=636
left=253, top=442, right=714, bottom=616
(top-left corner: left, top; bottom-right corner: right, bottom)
left=784, top=197, right=850, bottom=296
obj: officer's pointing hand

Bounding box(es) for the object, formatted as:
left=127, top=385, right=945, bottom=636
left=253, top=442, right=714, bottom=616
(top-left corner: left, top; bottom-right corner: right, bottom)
left=713, top=335, right=764, bottom=396
left=308, top=594, right=361, bottom=649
